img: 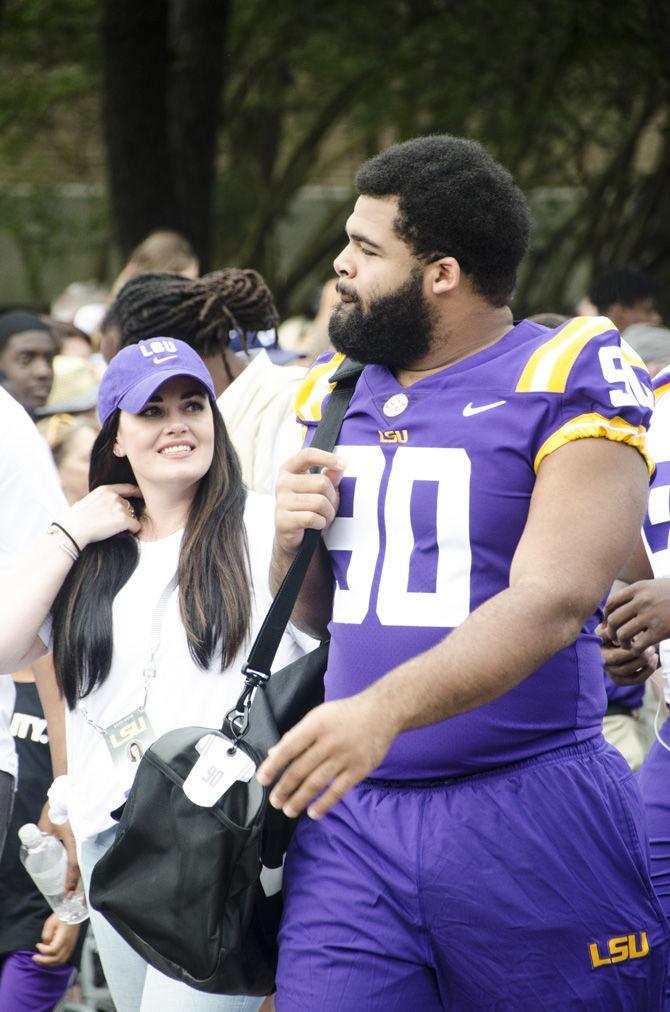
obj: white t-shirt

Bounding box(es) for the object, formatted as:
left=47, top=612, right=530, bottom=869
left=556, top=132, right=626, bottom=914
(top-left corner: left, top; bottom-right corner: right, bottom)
left=48, top=492, right=313, bottom=843
left=218, top=350, right=306, bottom=494
left=0, top=387, right=66, bottom=777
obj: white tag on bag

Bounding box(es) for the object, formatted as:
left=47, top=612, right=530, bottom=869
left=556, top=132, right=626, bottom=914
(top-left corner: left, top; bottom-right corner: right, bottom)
left=260, top=856, right=285, bottom=897
left=182, top=734, right=256, bottom=807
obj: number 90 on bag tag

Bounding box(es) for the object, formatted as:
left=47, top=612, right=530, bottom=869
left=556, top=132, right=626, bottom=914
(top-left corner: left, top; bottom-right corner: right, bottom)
left=182, top=734, right=256, bottom=807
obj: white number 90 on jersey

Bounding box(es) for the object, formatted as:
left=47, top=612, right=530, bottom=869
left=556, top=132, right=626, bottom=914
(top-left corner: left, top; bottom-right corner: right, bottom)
left=599, top=345, right=654, bottom=410
left=324, top=445, right=472, bottom=628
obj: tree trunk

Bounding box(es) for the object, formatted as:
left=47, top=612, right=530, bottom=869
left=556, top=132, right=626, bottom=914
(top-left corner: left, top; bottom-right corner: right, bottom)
left=100, top=0, right=227, bottom=266
left=100, top=0, right=178, bottom=257
left=169, top=0, right=229, bottom=271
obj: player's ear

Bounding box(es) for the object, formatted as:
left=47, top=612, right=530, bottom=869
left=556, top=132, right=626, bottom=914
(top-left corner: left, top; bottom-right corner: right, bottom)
left=430, top=256, right=461, bottom=295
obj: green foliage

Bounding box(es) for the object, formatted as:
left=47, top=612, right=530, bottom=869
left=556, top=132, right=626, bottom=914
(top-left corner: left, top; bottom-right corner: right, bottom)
left=0, top=0, right=101, bottom=173
left=216, top=0, right=670, bottom=314
left=0, top=0, right=668, bottom=316
left=0, top=183, right=109, bottom=305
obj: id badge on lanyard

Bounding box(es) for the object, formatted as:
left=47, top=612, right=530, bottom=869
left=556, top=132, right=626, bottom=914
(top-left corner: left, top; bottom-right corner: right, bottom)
left=81, top=572, right=178, bottom=797
left=103, top=707, right=156, bottom=795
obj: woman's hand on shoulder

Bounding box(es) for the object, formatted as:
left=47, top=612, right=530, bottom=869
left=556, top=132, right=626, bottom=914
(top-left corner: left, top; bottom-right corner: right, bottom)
left=62, top=483, right=142, bottom=549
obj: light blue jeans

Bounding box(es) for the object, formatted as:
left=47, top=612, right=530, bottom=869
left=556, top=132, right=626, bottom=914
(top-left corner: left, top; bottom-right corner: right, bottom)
left=79, top=826, right=263, bottom=1012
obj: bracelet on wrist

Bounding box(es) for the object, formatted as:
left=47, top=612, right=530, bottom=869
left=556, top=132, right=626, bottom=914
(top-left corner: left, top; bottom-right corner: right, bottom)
left=54, top=539, right=78, bottom=563
left=48, top=522, right=81, bottom=558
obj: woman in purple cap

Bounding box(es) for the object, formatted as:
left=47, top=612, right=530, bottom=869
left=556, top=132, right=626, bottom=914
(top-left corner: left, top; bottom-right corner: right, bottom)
left=0, top=338, right=309, bottom=1011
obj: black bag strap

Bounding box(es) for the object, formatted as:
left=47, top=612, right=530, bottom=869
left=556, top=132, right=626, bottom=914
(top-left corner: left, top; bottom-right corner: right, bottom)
left=225, top=357, right=363, bottom=739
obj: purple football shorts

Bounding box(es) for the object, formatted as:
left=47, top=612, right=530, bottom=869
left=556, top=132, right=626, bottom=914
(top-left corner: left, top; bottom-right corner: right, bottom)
left=0, top=950, right=74, bottom=1012
left=639, top=717, right=670, bottom=1009
left=276, top=736, right=669, bottom=1011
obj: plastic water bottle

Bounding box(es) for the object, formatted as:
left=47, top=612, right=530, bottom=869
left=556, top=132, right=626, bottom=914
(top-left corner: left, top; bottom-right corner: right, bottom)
left=18, top=823, right=88, bottom=924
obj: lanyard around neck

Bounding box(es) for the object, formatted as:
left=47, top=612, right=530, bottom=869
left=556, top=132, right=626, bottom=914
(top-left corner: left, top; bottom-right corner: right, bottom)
left=78, top=571, right=179, bottom=733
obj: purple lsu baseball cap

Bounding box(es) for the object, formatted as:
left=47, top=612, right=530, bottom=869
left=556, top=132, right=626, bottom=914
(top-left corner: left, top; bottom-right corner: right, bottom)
left=98, top=338, right=216, bottom=425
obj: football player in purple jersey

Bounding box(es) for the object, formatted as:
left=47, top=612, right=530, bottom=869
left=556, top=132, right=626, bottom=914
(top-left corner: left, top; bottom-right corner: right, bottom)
left=600, top=365, right=670, bottom=1010
left=257, top=135, right=669, bottom=1010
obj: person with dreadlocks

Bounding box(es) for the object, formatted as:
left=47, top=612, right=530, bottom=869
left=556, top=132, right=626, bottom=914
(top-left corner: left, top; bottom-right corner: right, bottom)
left=100, top=269, right=307, bottom=495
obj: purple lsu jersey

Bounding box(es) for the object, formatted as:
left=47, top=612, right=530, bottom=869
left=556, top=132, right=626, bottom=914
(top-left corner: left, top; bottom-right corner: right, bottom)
left=607, top=361, right=670, bottom=712
left=643, top=364, right=670, bottom=705
left=296, top=316, right=654, bottom=778
left=644, top=365, right=670, bottom=567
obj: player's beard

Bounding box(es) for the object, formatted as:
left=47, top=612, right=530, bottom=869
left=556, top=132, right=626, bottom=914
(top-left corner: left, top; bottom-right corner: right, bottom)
left=329, top=269, right=437, bottom=370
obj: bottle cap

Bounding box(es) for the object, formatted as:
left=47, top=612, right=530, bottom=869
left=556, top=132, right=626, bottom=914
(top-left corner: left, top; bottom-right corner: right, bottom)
left=18, top=823, right=42, bottom=848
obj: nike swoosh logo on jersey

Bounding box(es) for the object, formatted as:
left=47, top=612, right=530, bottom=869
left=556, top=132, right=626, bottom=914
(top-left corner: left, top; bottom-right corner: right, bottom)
left=462, top=400, right=507, bottom=416
left=153, top=354, right=178, bottom=365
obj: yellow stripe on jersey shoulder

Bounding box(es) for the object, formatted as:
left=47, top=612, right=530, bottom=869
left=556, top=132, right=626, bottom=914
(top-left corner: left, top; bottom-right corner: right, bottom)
left=652, top=364, right=670, bottom=401
left=294, top=353, right=346, bottom=422
left=620, top=336, right=647, bottom=373
left=534, top=413, right=653, bottom=475
left=516, top=316, right=615, bottom=394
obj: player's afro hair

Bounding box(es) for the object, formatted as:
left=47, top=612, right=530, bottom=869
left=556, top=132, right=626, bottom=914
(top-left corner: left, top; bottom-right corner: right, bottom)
left=355, top=135, right=530, bottom=306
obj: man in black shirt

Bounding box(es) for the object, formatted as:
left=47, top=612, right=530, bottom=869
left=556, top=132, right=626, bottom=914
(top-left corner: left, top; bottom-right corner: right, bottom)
left=0, top=672, right=83, bottom=1010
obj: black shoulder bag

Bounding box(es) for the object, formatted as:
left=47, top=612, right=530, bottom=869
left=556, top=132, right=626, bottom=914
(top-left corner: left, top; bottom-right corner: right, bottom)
left=89, top=357, right=362, bottom=997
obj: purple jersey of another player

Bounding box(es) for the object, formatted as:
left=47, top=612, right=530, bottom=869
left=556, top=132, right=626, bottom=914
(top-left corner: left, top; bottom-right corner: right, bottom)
left=606, top=359, right=670, bottom=711
left=296, top=316, right=654, bottom=778
left=644, top=365, right=670, bottom=564
left=642, top=363, right=670, bottom=705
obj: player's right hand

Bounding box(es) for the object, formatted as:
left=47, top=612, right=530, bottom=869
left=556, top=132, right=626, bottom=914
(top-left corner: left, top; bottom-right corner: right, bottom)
left=58, top=483, right=142, bottom=549
left=275, top=449, right=346, bottom=554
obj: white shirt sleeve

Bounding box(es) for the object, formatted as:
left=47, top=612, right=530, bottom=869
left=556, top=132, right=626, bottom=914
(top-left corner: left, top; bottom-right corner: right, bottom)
left=0, top=388, right=67, bottom=566
left=38, top=615, right=53, bottom=653
left=0, top=389, right=67, bottom=775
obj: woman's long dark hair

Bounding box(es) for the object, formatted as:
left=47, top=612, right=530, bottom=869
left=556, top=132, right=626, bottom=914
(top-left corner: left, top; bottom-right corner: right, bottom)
left=51, top=402, right=251, bottom=709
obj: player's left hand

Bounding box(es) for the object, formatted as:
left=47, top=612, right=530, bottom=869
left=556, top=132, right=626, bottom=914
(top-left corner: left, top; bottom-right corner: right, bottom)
left=596, top=630, right=658, bottom=685
left=256, top=693, right=399, bottom=820
left=601, top=578, right=670, bottom=650
left=33, top=913, right=80, bottom=966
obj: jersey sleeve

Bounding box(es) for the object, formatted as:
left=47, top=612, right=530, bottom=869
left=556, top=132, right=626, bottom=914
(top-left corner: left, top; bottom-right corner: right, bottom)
left=294, top=351, right=346, bottom=427
left=515, top=316, right=655, bottom=474
left=652, top=364, right=670, bottom=401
